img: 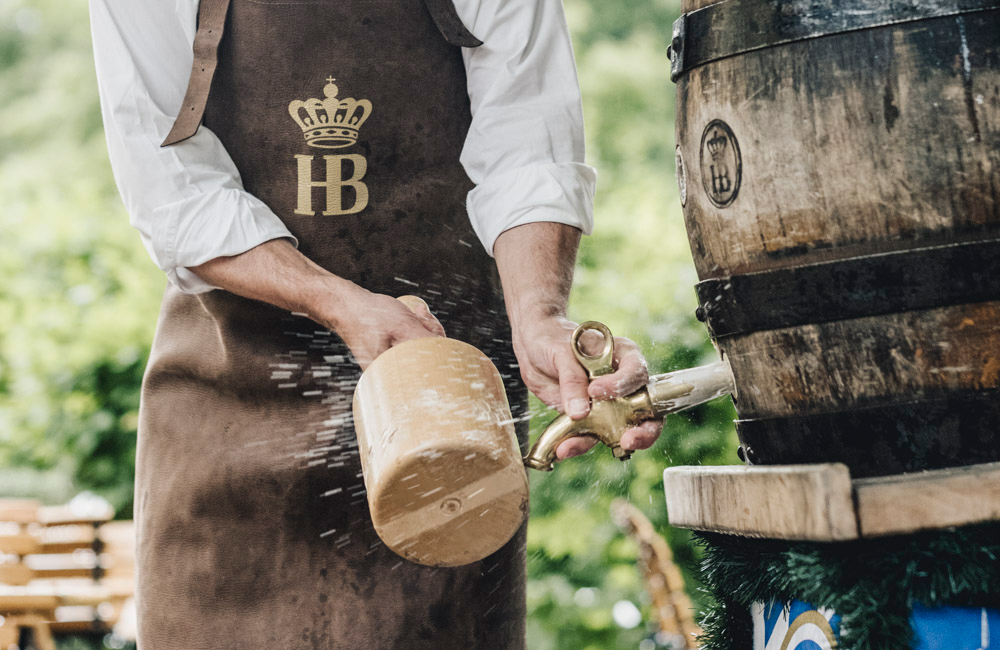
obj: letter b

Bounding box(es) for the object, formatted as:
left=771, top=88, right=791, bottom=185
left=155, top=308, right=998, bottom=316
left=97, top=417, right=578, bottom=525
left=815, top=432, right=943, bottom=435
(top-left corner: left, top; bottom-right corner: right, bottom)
left=295, top=154, right=369, bottom=216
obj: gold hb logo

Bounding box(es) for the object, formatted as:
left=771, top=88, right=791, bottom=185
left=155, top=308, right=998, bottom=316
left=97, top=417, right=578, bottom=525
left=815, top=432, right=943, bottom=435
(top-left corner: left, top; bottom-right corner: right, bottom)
left=289, top=76, right=371, bottom=216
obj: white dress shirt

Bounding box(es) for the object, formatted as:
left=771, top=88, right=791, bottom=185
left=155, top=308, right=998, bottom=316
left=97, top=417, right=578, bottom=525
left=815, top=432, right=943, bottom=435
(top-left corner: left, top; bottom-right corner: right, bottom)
left=89, top=0, right=596, bottom=294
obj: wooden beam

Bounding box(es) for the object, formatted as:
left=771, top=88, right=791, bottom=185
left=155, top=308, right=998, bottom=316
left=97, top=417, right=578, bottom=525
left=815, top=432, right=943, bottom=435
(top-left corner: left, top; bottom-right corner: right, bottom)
left=0, top=534, right=40, bottom=556
left=0, top=592, right=61, bottom=612
left=663, top=464, right=859, bottom=540
left=0, top=564, right=34, bottom=586
left=37, top=506, right=111, bottom=527
left=0, top=500, right=40, bottom=524
left=854, top=461, right=1000, bottom=537
left=39, top=541, right=96, bottom=555
left=664, top=461, right=1000, bottom=540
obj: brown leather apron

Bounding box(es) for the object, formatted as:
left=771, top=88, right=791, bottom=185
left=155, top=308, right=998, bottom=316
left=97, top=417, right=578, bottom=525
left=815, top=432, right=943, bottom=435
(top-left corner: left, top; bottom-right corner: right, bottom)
left=138, top=1, right=528, bottom=647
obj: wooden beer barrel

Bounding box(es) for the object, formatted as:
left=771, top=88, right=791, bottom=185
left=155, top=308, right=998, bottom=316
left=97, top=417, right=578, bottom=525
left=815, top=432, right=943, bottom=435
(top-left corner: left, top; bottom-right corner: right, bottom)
left=671, top=0, right=1000, bottom=477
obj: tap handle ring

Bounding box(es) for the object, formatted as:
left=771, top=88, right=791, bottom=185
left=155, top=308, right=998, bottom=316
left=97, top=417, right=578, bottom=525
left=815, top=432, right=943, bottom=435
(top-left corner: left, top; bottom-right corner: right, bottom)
left=571, top=321, right=615, bottom=380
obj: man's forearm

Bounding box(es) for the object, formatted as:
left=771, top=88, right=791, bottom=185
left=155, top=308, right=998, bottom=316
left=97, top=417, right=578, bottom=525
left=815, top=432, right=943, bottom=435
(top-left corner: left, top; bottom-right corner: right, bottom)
left=188, top=240, right=444, bottom=367
left=493, top=222, right=581, bottom=330
left=189, top=239, right=356, bottom=327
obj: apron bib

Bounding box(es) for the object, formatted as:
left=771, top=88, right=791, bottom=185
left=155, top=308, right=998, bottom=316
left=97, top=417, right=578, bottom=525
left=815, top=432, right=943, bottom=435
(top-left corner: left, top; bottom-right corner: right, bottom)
left=136, top=1, right=528, bottom=648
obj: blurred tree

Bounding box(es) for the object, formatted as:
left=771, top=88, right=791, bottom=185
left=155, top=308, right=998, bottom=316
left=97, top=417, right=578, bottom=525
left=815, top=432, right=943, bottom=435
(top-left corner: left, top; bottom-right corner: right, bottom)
left=0, top=0, right=738, bottom=647
left=0, top=0, right=164, bottom=517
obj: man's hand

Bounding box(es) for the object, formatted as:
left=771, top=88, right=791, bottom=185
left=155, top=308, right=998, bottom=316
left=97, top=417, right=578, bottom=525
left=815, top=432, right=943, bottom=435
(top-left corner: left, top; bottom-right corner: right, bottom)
left=512, top=313, right=664, bottom=459
left=494, top=222, right=665, bottom=462
left=189, top=240, right=444, bottom=369
left=317, top=287, right=445, bottom=369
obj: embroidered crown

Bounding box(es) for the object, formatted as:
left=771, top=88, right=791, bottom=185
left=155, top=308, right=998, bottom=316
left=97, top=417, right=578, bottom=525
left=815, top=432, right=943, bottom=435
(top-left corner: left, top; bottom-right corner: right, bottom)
left=288, top=77, right=372, bottom=149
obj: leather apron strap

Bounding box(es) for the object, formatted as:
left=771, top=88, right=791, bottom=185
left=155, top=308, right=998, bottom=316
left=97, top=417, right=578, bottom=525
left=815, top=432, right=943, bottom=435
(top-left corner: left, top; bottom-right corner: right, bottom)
left=161, top=0, right=232, bottom=147
left=423, top=0, right=484, bottom=47
left=162, top=0, right=481, bottom=147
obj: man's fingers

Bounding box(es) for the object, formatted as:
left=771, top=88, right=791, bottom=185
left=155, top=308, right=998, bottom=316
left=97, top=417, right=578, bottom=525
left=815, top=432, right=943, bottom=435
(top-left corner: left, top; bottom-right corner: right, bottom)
left=588, top=340, right=649, bottom=400
left=620, top=419, right=664, bottom=451
left=401, top=298, right=446, bottom=337
left=576, top=328, right=607, bottom=356
left=555, top=350, right=591, bottom=419
left=553, top=420, right=663, bottom=463
left=412, top=309, right=446, bottom=338
left=386, top=314, right=444, bottom=350
left=530, top=385, right=563, bottom=412
left=385, top=296, right=445, bottom=345
left=555, top=419, right=664, bottom=461
left=556, top=436, right=599, bottom=460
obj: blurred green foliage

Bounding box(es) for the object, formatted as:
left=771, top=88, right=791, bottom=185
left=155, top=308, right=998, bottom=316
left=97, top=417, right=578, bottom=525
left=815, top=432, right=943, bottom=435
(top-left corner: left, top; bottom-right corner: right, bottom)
left=0, top=0, right=163, bottom=515
left=0, top=0, right=738, bottom=647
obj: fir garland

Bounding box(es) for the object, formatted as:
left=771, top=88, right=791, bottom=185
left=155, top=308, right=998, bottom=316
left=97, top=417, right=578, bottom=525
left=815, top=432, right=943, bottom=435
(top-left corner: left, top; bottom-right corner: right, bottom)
left=694, top=522, right=1000, bottom=650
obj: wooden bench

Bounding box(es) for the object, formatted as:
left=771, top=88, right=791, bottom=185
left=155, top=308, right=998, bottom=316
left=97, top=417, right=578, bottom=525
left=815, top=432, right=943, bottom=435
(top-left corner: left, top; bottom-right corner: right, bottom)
left=0, top=595, right=60, bottom=650
left=0, top=498, right=136, bottom=644
left=0, top=500, right=57, bottom=650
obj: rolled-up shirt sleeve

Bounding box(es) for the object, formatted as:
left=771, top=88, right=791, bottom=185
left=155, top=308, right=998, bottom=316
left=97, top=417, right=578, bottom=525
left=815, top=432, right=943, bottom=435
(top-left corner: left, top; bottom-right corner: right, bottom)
left=89, top=0, right=296, bottom=294
left=456, top=0, right=597, bottom=256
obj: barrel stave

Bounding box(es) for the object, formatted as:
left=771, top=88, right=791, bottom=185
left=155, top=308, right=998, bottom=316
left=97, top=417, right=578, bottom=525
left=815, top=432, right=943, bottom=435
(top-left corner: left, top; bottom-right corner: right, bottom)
left=721, top=301, right=1000, bottom=418
left=677, top=12, right=1000, bottom=279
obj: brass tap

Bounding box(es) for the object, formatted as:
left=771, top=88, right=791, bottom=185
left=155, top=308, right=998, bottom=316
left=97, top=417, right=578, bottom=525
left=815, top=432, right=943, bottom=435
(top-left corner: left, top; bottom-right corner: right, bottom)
left=523, top=321, right=735, bottom=471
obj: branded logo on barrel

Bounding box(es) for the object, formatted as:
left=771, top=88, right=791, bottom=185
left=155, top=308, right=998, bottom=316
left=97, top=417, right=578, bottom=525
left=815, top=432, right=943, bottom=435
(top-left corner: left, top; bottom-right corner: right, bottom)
left=699, top=119, right=741, bottom=208
left=288, top=76, right=371, bottom=216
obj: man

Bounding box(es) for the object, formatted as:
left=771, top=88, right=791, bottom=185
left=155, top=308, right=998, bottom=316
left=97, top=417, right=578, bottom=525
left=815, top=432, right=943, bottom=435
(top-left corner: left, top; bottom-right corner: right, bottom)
left=89, top=0, right=664, bottom=647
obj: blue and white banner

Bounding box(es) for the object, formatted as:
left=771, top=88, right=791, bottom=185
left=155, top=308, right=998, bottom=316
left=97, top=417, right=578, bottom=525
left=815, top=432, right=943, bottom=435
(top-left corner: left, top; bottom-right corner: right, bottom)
left=752, top=600, right=999, bottom=650
left=752, top=600, right=839, bottom=650
left=911, top=604, right=998, bottom=650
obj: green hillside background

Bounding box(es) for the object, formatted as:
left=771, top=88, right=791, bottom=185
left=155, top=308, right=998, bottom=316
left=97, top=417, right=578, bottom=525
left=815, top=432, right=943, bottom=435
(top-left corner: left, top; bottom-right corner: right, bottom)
left=0, top=0, right=739, bottom=647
